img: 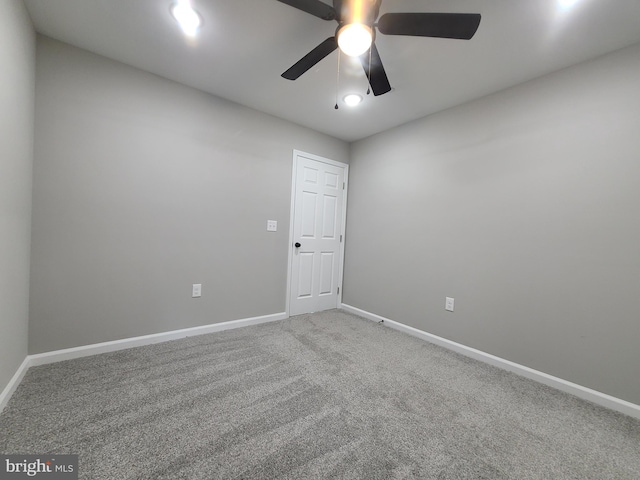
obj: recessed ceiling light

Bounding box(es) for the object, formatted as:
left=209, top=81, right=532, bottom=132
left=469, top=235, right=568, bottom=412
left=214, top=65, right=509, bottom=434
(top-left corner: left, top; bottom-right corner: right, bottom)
left=558, top=0, right=580, bottom=10
left=170, top=1, right=202, bottom=37
left=343, top=94, right=363, bottom=107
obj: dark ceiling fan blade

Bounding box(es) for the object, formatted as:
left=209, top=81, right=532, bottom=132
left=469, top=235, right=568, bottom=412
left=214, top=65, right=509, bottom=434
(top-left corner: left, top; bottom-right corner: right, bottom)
left=277, top=0, right=336, bottom=21
left=359, top=43, right=391, bottom=96
left=282, top=37, right=338, bottom=80
left=377, top=13, right=481, bottom=40
left=332, top=0, right=343, bottom=22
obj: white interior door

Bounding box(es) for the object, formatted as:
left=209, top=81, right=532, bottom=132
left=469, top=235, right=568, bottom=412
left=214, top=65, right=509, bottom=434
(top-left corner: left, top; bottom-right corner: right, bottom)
left=289, top=152, right=347, bottom=316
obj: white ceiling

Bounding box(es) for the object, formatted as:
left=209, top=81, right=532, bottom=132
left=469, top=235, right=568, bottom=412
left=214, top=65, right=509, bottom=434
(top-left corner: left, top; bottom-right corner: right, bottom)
left=24, top=0, right=640, bottom=142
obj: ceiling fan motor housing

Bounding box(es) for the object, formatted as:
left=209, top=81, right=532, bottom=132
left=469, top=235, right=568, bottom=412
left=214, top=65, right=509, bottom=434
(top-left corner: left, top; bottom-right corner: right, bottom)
left=334, top=0, right=381, bottom=26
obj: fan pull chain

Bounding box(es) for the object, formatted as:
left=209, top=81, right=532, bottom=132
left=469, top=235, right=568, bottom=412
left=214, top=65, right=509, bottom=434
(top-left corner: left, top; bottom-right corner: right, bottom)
left=366, top=46, right=372, bottom=95
left=335, top=49, right=341, bottom=109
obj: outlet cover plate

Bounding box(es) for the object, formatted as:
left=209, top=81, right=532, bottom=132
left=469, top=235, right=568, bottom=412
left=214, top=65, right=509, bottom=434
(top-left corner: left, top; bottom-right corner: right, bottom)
left=445, top=297, right=454, bottom=312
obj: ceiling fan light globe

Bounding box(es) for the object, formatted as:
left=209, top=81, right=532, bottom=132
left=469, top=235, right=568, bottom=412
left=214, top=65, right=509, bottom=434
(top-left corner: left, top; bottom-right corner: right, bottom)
left=337, top=23, right=373, bottom=57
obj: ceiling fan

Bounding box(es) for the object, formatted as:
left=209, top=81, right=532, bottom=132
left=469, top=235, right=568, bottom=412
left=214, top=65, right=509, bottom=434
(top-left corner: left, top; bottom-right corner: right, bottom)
left=277, top=0, right=481, bottom=96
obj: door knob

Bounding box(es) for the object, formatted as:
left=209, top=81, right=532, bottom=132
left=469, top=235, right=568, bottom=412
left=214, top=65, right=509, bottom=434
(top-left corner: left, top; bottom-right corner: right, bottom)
left=295, top=242, right=301, bottom=248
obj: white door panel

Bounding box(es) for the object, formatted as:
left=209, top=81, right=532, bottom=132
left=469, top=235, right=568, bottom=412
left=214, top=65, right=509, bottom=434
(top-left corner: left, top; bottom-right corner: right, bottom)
left=319, top=252, right=335, bottom=295
left=297, top=252, right=314, bottom=298
left=289, top=153, right=347, bottom=316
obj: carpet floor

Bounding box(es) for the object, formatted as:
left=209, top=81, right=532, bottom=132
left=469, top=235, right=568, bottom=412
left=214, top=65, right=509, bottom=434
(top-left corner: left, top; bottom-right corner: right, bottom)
left=1, top=310, right=639, bottom=479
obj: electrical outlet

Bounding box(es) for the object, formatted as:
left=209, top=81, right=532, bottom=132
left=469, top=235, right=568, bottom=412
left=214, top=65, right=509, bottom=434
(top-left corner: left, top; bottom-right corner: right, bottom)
left=267, top=220, right=277, bottom=232
left=445, top=297, right=454, bottom=312
left=192, top=284, right=202, bottom=298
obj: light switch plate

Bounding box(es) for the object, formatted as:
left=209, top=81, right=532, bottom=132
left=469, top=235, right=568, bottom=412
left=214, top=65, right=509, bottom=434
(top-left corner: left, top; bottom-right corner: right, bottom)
left=445, top=297, right=454, bottom=312
left=192, top=284, right=202, bottom=298
left=267, top=220, right=277, bottom=232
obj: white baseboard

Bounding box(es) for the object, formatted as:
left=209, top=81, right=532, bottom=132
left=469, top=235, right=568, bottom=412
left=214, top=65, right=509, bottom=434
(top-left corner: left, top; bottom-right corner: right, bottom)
left=0, top=312, right=287, bottom=412
left=0, top=357, right=31, bottom=413
left=341, top=304, right=640, bottom=420
left=28, top=312, right=288, bottom=367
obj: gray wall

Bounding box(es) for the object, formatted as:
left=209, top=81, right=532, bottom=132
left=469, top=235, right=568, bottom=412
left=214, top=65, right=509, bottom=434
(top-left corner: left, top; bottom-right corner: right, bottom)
left=0, top=1, right=35, bottom=392
left=30, top=36, right=348, bottom=354
left=344, top=43, right=640, bottom=405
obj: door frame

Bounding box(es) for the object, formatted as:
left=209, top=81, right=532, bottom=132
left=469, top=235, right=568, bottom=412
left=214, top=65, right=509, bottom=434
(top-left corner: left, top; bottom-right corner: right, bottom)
left=285, top=150, right=349, bottom=317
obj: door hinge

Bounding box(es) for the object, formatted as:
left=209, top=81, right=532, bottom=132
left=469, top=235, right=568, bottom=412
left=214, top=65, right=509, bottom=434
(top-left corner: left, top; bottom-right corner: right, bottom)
left=340, top=234, right=342, bottom=242
left=337, top=287, right=340, bottom=294
left=343, top=182, right=345, bottom=190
